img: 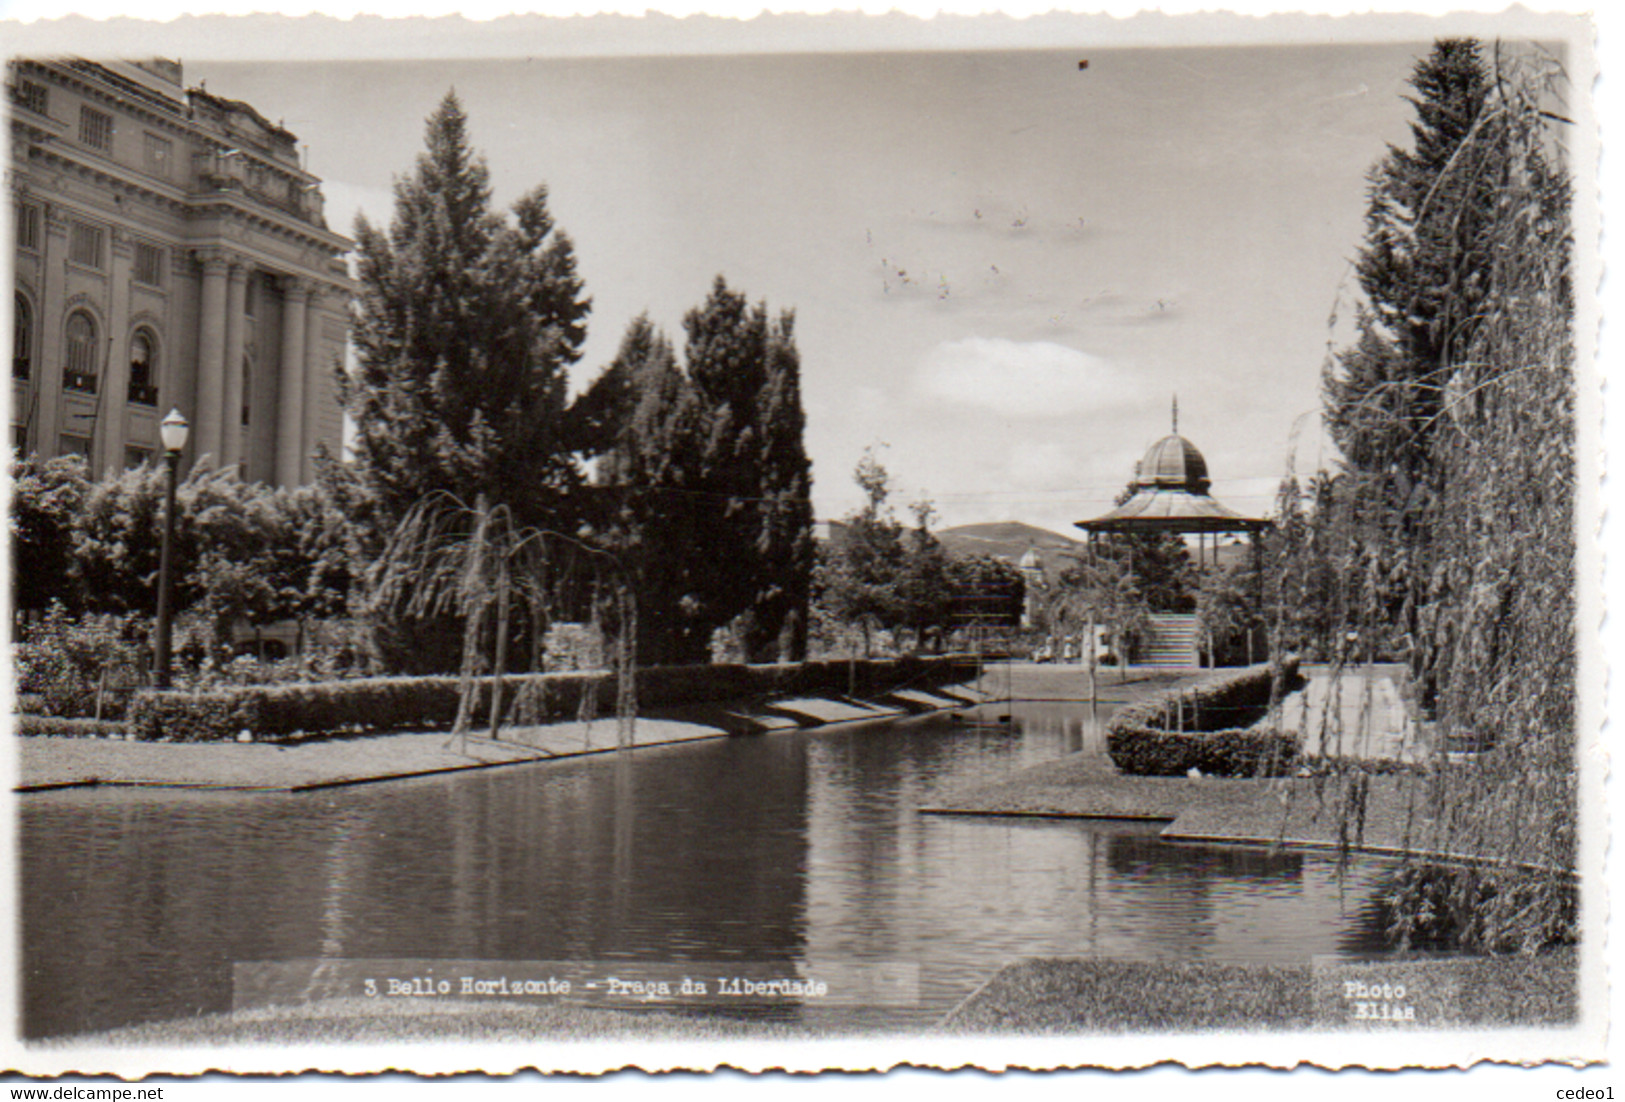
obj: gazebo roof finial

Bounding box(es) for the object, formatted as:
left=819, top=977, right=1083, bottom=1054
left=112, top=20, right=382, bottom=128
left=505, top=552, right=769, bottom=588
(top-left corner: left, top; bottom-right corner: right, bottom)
left=1172, top=393, right=1178, bottom=435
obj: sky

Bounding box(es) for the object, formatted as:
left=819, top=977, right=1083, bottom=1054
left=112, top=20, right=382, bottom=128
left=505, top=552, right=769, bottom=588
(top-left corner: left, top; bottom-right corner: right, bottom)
left=182, top=43, right=1444, bottom=535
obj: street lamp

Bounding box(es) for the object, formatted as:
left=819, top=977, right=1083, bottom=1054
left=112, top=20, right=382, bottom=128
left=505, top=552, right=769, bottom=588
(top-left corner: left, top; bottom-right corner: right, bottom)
left=154, top=408, right=188, bottom=689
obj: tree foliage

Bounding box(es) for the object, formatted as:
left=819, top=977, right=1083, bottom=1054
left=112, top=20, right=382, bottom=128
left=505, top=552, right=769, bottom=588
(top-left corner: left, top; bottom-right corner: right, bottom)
left=577, top=280, right=815, bottom=666
left=10, top=456, right=356, bottom=657
left=683, top=277, right=815, bottom=662
left=1045, top=546, right=1149, bottom=669
left=1309, top=40, right=1576, bottom=950
left=10, top=454, right=88, bottom=616
left=813, top=450, right=907, bottom=657
left=346, top=90, right=591, bottom=532
left=575, top=315, right=709, bottom=666
left=811, top=451, right=970, bottom=656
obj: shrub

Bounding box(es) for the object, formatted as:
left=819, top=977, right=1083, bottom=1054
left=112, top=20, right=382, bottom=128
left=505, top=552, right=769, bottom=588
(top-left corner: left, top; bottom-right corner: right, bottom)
left=1106, top=659, right=1303, bottom=777
left=1381, top=864, right=1578, bottom=955
left=127, top=689, right=264, bottom=743
left=16, top=715, right=127, bottom=738
left=122, top=654, right=980, bottom=742
left=14, top=602, right=149, bottom=719
left=1107, top=726, right=1302, bottom=778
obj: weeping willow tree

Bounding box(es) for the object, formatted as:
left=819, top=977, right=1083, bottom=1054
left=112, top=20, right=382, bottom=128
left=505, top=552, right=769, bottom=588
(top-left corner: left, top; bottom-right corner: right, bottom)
left=369, top=491, right=638, bottom=749
left=1305, top=41, right=1578, bottom=952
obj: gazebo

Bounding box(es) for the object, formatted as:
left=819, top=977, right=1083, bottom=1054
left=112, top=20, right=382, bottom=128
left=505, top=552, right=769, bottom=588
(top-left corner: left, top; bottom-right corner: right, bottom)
left=1074, top=401, right=1270, bottom=666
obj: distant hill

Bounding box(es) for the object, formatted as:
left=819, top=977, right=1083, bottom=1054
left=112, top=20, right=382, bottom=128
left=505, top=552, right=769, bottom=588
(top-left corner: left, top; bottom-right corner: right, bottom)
left=937, top=522, right=1084, bottom=579
left=938, top=521, right=1257, bottom=579
left=814, top=518, right=1255, bottom=581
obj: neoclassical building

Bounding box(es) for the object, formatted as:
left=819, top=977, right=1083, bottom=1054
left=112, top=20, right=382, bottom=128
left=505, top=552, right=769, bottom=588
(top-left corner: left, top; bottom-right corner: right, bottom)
left=9, top=57, right=351, bottom=485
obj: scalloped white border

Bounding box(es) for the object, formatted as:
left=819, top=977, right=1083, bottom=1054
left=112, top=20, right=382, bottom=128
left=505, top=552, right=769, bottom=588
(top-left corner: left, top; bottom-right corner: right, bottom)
left=0, top=2, right=1610, bottom=1090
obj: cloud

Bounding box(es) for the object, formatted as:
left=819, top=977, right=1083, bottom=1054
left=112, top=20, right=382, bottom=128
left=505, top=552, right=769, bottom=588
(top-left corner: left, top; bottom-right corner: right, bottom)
left=913, top=337, right=1130, bottom=418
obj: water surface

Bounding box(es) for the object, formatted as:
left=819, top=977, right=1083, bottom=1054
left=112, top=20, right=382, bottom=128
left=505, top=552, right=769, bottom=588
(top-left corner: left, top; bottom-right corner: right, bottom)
left=20, top=700, right=1397, bottom=1038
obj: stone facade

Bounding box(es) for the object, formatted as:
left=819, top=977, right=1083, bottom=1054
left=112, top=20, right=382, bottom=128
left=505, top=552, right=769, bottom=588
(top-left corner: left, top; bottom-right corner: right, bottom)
left=9, top=58, right=351, bottom=485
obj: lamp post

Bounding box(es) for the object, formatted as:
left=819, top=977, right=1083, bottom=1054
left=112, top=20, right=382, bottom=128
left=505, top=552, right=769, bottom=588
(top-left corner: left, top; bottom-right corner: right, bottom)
left=154, top=409, right=188, bottom=689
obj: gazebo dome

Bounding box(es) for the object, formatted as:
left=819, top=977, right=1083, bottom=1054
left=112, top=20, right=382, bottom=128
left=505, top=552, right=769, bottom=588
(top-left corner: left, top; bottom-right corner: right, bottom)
left=1135, top=433, right=1210, bottom=495
left=1017, top=546, right=1043, bottom=571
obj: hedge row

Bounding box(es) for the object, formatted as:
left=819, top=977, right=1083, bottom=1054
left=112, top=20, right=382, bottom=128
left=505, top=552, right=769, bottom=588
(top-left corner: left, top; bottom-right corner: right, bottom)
left=15, top=714, right=128, bottom=739
left=1106, top=659, right=1303, bottom=778
left=125, top=655, right=981, bottom=743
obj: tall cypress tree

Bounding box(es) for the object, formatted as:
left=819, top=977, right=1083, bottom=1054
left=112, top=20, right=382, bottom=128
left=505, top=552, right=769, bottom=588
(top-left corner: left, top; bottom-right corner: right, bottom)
left=1323, top=39, right=1493, bottom=656
left=347, top=90, right=591, bottom=531
left=582, top=315, right=712, bottom=666
left=749, top=311, right=816, bottom=660
left=579, top=278, right=814, bottom=666
left=683, top=276, right=814, bottom=663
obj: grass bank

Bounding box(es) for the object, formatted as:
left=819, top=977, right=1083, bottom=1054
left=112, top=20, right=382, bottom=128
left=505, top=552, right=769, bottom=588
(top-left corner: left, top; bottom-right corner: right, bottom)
left=38, top=996, right=817, bottom=1047
left=16, top=677, right=1009, bottom=793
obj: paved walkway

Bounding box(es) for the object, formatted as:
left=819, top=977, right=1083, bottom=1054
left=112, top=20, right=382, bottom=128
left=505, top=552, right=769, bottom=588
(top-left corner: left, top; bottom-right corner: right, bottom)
left=1275, top=662, right=1427, bottom=763
left=15, top=682, right=998, bottom=793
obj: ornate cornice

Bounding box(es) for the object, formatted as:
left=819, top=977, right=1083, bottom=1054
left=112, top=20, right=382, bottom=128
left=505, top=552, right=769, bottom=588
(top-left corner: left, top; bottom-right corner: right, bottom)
left=21, top=60, right=197, bottom=145
left=18, top=133, right=349, bottom=254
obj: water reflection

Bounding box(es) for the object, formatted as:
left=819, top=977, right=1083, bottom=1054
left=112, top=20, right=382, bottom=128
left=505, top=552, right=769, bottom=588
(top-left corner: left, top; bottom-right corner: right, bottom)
left=21, top=700, right=1396, bottom=1039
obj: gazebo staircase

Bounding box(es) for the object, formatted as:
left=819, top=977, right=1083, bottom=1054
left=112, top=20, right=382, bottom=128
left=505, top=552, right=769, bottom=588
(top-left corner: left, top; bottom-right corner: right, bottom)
left=1142, top=613, right=1201, bottom=668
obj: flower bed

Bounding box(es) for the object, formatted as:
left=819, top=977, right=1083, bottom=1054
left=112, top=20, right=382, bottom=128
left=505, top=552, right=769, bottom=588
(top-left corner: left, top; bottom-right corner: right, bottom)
left=122, top=655, right=979, bottom=743
left=1105, top=659, right=1303, bottom=777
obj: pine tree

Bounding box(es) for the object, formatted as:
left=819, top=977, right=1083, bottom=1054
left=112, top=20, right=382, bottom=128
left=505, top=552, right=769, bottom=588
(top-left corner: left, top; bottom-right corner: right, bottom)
left=346, top=91, right=591, bottom=531
left=584, top=315, right=712, bottom=666
left=575, top=279, right=813, bottom=666
left=682, top=276, right=814, bottom=663
left=1323, top=39, right=1494, bottom=655
left=747, top=310, right=816, bottom=660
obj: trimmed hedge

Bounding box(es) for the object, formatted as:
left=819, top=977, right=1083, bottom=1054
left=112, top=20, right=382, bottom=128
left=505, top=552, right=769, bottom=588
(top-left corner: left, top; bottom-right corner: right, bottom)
left=125, top=655, right=980, bottom=743
left=1106, top=659, right=1303, bottom=778
left=15, top=714, right=128, bottom=739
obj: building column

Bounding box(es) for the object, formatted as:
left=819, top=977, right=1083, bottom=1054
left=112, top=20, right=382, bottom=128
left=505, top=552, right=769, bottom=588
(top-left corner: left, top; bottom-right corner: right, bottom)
left=300, top=286, right=327, bottom=485
left=97, top=227, right=136, bottom=474
left=220, top=261, right=249, bottom=475
left=275, top=277, right=310, bottom=487
left=193, top=251, right=230, bottom=469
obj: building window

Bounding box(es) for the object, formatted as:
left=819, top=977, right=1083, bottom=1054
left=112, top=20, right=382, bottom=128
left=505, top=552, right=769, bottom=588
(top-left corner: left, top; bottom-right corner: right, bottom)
left=133, top=241, right=165, bottom=287
left=12, top=424, right=27, bottom=454
left=13, top=293, right=31, bottom=381
left=143, top=132, right=172, bottom=180
left=128, top=330, right=159, bottom=406
left=16, top=202, right=40, bottom=252
left=68, top=221, right=105, bottom=270
left=63, top=311, right=98, bottom=393
left=13, top=80, right=49, bottom=116
left=79, top=106, right=113, bottom=152
left=241, top=354, right=252, bottom=426
left=59, top=433, right=91, bottom=458
left=125, top=445, right=152, bottom=469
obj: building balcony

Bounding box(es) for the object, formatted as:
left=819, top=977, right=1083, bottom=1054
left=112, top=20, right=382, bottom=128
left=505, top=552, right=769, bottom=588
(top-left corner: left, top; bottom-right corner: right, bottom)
left=63, top=370, right=98, bottom=395
left=197, top=169, right=319, bottom=227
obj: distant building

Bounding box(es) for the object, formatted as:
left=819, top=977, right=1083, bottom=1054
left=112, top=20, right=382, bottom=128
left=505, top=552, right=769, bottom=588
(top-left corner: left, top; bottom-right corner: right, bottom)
left=9, top=58, right=352, bottom=484
left=1017, top=544, right=1044, bottom=629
